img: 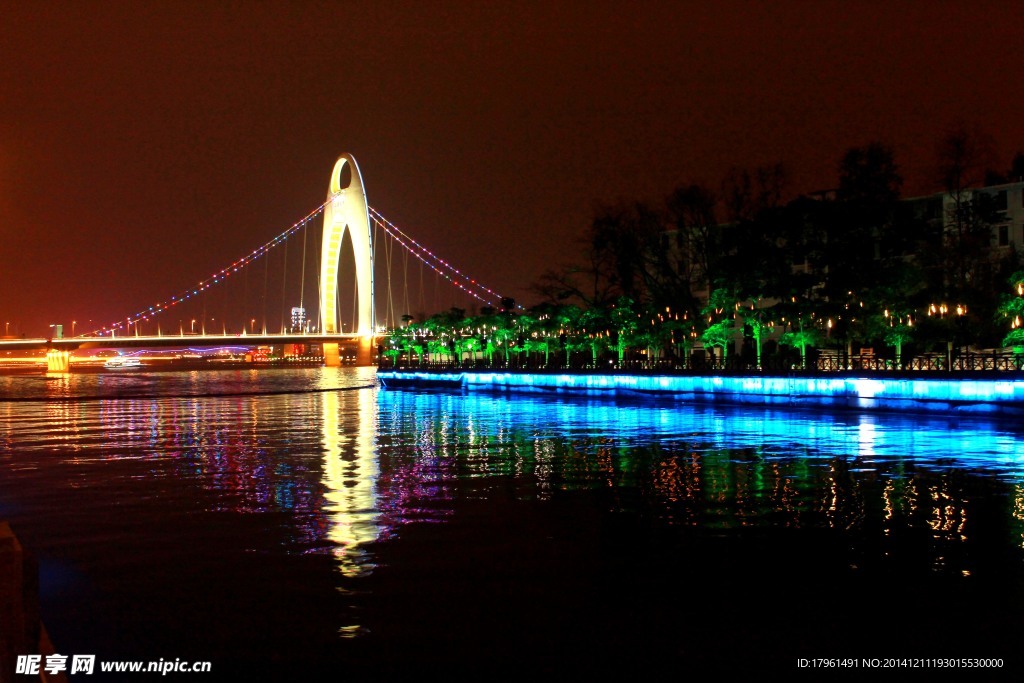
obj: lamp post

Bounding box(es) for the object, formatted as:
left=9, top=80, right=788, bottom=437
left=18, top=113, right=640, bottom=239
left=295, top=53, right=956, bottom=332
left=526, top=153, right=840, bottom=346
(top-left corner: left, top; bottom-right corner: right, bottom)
left=956, top=304, right=967, bottom=370
left=72, top=320, right=76, bottom=337
left=191, top=319, right=196, bottom=334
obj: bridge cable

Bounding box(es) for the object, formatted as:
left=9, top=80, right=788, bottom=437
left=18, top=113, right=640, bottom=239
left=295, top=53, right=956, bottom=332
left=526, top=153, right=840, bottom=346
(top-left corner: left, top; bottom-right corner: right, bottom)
left=418, top=259, right=426, bottom=320
left=385, top=229, right=396, bottom=329
left=372, top=217, right=380, bottom=330
left=92, top=200, right=328, bottom=336
left=402, top=246, right=410, bottom=322
left=350, top=254, right=358, bottom=334
left=298, top=218, right=308, bottom=322
left=96, top=200, right=510, bottom=337
left=313, top=216, right=323, bottom=333
left=243, top=260, right=250, bottom=334
left=279, top=238, right=289, bottom=334
left=368, top=208, right=505, bottom=307
left=262, top=249, right=269, bottom=335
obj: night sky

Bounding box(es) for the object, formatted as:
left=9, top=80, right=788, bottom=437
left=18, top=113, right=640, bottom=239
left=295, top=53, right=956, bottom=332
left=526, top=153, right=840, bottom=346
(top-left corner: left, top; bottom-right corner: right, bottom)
left=3, top=1, right=1023, bottom=336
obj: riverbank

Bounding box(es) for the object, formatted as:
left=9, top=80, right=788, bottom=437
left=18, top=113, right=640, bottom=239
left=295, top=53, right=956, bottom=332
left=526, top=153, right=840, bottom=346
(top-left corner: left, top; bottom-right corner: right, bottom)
left=377, top=369, right=1024, bottom=416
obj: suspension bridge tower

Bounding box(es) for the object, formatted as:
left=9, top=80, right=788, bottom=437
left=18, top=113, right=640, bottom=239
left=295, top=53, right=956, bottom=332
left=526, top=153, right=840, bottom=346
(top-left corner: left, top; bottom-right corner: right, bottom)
left=320, top=154, right=375, bottom=366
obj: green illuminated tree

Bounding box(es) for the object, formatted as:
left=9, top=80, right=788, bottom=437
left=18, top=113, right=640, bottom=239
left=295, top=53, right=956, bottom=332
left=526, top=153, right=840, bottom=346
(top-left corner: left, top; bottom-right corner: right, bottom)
left=459, top=335, right=482, bottom=363
left=490, top=317, right=517, bottom=365
left=737, top=298, right=773, bottom=370
left=578, top=308, right=609, bottom=366
left=780, top=318, right=820, bottom=370
left=383, top=327, right=406, bottom=366
left=608, top=297, right=640, bottom=365
left=633, top=303, right=675, bottom=365
left=881, top=311, right=914, bottom=369
left=700, top=288, right=736, bottom=366
left=997, top=271, right=1024, bottom=348
left=701, top=319, right=733, bottom=366
left=664, top=316, right=697, bottom=368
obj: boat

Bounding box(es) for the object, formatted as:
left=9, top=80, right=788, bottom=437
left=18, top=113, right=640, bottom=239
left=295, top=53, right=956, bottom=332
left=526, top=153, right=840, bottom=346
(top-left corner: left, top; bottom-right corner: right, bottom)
left=103, top=356, right=143, bottom=370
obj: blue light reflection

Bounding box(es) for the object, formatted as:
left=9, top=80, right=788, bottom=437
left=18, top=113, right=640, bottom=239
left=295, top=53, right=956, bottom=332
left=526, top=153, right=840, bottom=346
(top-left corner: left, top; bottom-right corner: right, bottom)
left=377, top=387, right=1024, bottom=482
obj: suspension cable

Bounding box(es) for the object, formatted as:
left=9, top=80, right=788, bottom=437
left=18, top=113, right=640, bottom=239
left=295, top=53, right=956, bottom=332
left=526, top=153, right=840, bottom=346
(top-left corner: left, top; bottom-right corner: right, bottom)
left=299, top=218, right=308, bottom=313
left=385, top=229, right=396, bottom=329
left=279, top=238, right=288, bottom=333
left=93, top=200, right=329, bottom=335
left=95, top=200, right=512, bottom=336
left=368, top=207, right=507, bottom=306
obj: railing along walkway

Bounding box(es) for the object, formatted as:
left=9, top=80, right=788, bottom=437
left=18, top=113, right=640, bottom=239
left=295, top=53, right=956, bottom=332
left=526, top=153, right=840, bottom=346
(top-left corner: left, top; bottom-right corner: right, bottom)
left=381, top=350, right=1024, bottom=376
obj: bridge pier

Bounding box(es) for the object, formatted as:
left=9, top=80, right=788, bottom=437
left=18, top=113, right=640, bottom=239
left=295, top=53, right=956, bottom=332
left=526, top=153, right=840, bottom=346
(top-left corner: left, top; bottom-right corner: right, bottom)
left=45, top=350, right=70, bottom=373
left=323, top=342, right=341, bottom=367
left=355, top=336, right=373, bottom=366
left=322, top=337, right=375, bottom=367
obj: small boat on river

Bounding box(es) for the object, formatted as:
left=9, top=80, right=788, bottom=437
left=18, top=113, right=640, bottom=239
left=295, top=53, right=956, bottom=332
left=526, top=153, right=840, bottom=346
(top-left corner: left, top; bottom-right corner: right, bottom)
left=103, top=356, right=143, bottom=370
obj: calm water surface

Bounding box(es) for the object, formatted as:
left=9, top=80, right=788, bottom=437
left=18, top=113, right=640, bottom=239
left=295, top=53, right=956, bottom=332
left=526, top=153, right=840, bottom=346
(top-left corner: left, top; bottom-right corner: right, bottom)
left=1, top=367, right=1023, bottom=678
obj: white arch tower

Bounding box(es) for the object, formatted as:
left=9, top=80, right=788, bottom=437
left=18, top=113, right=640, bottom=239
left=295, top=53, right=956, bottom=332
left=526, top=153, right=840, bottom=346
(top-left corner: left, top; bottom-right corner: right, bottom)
left=321, top=154, right=374, bottom=335
left=320, top=154, right=374, bottom=365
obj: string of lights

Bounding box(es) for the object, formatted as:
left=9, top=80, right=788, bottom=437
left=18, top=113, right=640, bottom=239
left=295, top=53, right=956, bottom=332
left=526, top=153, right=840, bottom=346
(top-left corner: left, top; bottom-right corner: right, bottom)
left=368, top=206, right=511, bottom=307
left=93, top=201, right=512, bottom=336
left=369, top=214, right=501, bottom=308
left=92, top=201, right=330, bottom=335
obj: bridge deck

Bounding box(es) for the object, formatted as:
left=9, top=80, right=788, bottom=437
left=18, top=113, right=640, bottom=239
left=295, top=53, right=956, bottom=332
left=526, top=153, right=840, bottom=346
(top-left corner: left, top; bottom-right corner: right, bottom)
left=0, top=333, right=367, bottom=352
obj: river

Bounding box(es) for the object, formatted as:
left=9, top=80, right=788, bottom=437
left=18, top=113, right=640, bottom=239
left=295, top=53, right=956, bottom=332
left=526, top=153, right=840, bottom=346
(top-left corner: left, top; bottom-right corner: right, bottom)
left=1, top=367, right=1022, bottom=678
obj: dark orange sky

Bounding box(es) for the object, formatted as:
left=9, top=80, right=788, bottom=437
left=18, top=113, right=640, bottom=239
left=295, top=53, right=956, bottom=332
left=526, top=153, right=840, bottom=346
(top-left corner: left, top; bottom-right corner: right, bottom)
left=2, top=1, right=1023, bottom=336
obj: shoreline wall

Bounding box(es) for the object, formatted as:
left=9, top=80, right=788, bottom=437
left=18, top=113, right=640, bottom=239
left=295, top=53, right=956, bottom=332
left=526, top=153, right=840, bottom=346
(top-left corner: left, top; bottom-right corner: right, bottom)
left=376, top=371, right=1024, bottom=416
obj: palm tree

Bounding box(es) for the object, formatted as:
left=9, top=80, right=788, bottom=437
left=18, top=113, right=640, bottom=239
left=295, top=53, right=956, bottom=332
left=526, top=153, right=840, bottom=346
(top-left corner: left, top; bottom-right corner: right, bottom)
left=738, top=297, right=773, bottom=370
left=701, top=288, right=737, bottom=367
left=608, top=297, right=639, bottom=366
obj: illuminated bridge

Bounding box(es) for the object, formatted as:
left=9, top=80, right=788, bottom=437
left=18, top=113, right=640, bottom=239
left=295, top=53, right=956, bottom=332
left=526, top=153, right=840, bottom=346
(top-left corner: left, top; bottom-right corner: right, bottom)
left=12, top=154, right=509, bottom=372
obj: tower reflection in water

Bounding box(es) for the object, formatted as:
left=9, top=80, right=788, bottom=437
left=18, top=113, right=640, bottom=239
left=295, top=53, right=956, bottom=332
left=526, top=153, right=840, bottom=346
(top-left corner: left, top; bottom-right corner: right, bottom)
left=7, top=367, right=1024, bottom=669
left=320, top=384, right=380, bottom=576
left=70, top=375, right=1024, bottom=579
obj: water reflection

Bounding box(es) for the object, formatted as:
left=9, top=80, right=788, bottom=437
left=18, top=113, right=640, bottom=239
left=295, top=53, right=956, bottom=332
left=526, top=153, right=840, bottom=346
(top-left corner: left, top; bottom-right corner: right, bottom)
left=376, top=389, right=1024, bottom=568
left=6, top=371, right=1024, bottom=574
left=3, top=370, right=1024, bottom=671
left=320, top=384, right=380, bottom=576
left=378, top=390, right=1024, bottom=479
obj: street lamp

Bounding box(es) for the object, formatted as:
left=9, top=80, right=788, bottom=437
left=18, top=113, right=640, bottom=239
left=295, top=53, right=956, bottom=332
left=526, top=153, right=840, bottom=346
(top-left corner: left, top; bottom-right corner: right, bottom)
left=72, top=320, right=76, bottom=337
left=191, top=319, right=196, bottom=334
